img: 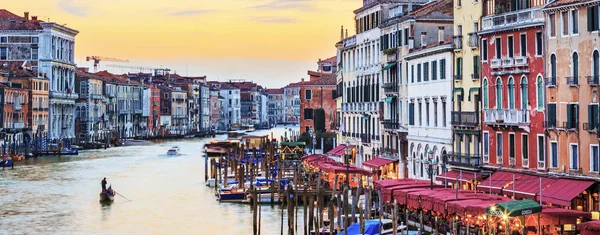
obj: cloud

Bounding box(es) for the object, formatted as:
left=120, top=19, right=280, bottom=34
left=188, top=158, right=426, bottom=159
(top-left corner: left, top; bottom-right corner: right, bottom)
left=249, top=16, right=296, bottom=24
left=248, top=0, right=315, bottom=11
left=58, top=0, right=89, bottom=17
left=167, top=10, right=216, bottom=17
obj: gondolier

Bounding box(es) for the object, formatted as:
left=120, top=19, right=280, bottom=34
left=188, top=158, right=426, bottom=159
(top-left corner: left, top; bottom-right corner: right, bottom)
left=101, top=177, right=107, bottom=192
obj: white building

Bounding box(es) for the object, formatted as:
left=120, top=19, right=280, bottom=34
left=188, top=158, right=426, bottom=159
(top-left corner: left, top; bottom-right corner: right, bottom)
left=0, top=10, right=79, bottom=139
left=219, top=85, right=241, bottom=127
left=405, top=26, right=454, bottom=180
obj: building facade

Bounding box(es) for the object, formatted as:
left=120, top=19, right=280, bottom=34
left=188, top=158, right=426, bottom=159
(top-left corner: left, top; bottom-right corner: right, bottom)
left=266, top=88, right=285, bottom=125
left=75, top=70, right=108, bottom=143
left=219, top=85, right=241, bottom=128
left=283, top=83, right=301, bottom=124
left=299, top=71, right=337, bottom=133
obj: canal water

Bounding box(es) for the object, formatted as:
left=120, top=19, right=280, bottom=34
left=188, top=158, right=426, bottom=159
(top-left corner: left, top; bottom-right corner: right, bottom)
left=0, top=126, right=308, bottom=234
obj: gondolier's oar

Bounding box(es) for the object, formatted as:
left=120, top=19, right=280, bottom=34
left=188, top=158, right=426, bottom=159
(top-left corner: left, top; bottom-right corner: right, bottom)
left=115, top=191, right=132, bottom=201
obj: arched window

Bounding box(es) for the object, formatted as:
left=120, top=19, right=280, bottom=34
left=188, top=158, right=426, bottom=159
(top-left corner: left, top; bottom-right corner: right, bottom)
left=550, top=54, right=557, bottom=79
left=520, top=76, right=528, bottom=110
left=483, top=79, right=489, bottom=109
left=572, top=52, right=579, bottom=79
left=420, top=154, right=424, bottom=178
left=496, top=77, right=503, bottom=109
left=508, top=77, right=515, bottom=109
left=537, top=76, right=544, bottom=110
left=412, top=152, right=416, bottom=176
left=593, top=50, right=599, bottom=81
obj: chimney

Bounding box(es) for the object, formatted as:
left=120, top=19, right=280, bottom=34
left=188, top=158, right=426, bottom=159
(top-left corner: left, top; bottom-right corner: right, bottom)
left=421, top=32, right=427, bottom=47
left=32, top=16, right=37, bottom=21
left=345, top=29, right=348, bottom=38
left=340, top=25, right=344, bottom=41
left=301, top=78, right=305, bottom=82
left=438, top=26, right=445, bottom=44
left=24, top=12, right=29, bottom=21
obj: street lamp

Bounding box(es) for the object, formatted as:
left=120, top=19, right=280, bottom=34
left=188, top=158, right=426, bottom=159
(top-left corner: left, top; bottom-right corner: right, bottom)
left=345, top=139, right=351, bottom=189
left=424, top=149, right=438, bottom=190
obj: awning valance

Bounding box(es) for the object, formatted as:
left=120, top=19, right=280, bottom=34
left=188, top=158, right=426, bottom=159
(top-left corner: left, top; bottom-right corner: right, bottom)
left=436, top=170, right=486, bottom=184
left=382, top=62, right=397, bottom=71
left=384, top=97, right=394, bottom=103
left=486, top=199, right=542, bottom=217
left=363, top=157, right=397, bottom=168
left=468, top=87, right=480, bottom=101
left=478, top=171, right=518, bottom=194
left=327, top=144, right=347, bottom=156
left=536, top=178, right=594, bottom=207
left=579, top=220, right=600, bottom=235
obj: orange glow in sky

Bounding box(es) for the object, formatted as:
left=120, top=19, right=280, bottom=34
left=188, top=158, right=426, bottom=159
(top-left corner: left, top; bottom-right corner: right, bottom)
left=5, top=0, right=360, bottom=87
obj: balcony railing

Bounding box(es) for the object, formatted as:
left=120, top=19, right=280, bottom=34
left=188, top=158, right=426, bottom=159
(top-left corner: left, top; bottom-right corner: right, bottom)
left=454, top=75, right=463, bottom=81
left=91, top=94, right=103, bottom=100
left=587, top=76, right=600, bottom=86
left=481, top=7, right=544, bottom=31
left=501, top=57, right=514, bottom=68
left=386, top=53, right=397, bottom=63
left=566, top=76, right=579, bottom=86
left=545, top=77, right=557, bottom=87
left=14, top=104, right=22, bottom=111
left=514, top=56, right=528, bottom=67
left=446, top=153, right=481, bottom=167
left=583, top=122, right=597, bottom=132
left=490, top=59, right=502, bottom=69
left=119, top=110, right=130, bottom=115
left=565, top=121, right=579, bottom=131
left=360, top=133, right=371, bottom=143
left=382, top=82, right=398, bottom=92
left=382, top=119, right=399, bottom=130
left=471, top=74, right=480, bottom=80
left=9, top=122, right=24, bottom=129
left=483, top=109, right=529, bottom=125
left=451, top=111, right=479, bottom=127
left=453, top=35, right=463, bottom=50
left=545, top=121, right=557, bottom=129
left=467, top=33, right=479, bottom=48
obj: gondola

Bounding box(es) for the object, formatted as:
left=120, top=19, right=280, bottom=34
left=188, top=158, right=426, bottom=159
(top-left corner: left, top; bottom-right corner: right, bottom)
left=99, top=186, right=115, bottom=203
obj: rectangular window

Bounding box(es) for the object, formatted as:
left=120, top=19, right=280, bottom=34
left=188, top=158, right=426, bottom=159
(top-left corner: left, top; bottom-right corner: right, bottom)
left=570, top=144, right=579, bottom=170
left=566, top=104, right=579, bottom=129
left=562, top=11, right=569, bottom=36
left=418, top=102, right=422, bottom=126
left=305, top=89, right=312, bottom=100
left=588, top=6, right=600, bottom=31
left=495, top=37, right=501, bottom=59
left=31, top=48, right=38, bottom=60
left=432, top=61, right=437, bottom=80
left=497, top=133, right=503, bottom=157
left=549, top=13, right=556, bottom=37
left=423, top=62, right=429, bottom=81
left=592, top=145, right=599, bottom=172
left=509, top=133, right=515, bottom=160
left=456, top=57, right=463, bottom=79
left=588, top=104, right=599, bottom=130
left=32, top=37, right=39, bottom=44
left=535, top=32, right=543, bottom=56
left=411, top=65, right=415, bottom=83
left=404, top=28, right=409, bottom=46
left=507, top=36, right=514, bottom=58
left=547, top=103, right=557, bottom=128
left=426, top=102, right=430, bottom=126
left=304, top=108, right=314, bottom=120
left=522, top=134, right=529, bottom=160
left=473, top=56, right=480, bottom=78
left=434, top=101, right=438, bottom=127
left=442, top=101, right=447, bottom=127
left=551, top=142, right=558, bottom=168
left=457, top=0, right=461, bottom=7
left=417, top=64, right=422, bottom=82
left=482, top=39, right=488, bottom=61
left=519, top=34, right=526, bottom=56
left=483, top=132, right=489, bottom=156
left=440, top=59, right=446, bottom=79
left=571, top=10, right=579, bottom=34
left=0, top=37, right=6, bottom=43
left=0, top=47, right=7, bottom=60
left=409, top=103, right=415, bottom=125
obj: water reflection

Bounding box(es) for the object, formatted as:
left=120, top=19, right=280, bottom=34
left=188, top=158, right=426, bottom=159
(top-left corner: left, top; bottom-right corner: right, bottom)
left=0, top=126, right=306, bottom=234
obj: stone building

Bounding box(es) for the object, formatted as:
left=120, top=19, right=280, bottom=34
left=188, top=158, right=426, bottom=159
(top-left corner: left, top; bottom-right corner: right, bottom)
left=265, top=88, right=285, bottom=125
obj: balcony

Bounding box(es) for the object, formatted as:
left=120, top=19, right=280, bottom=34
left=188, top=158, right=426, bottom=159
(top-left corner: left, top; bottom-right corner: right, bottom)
left=454, top=75, right=463, bottom=81
left=483, top=109, right=529, bottom=126
left=119, top=110, right=130, bottom=115
left=471, top=74, right=480, bottom=80
left=514, top=56, right=528, bottom=67
left=451, top=111, right=479, bottom=127
left=583, top=122, right=597, bottom=132
left=382, top=119, right=399, bottom=130
left=134, top=109, right=143, bottom=114
left=566, top=76, right=579, bottom=86
left=453, top=35, right=463, bottom=50
left=565, top=121, right=579, bottom=131
left=10, top=122, right=24, bottom=129
left=467, top=33, right=479, bottom=48
left=481, top=7, right=544, bottom=31
left=587, top=76, right=600, bottom=86
left=501, top=57, right=514, bottom=68
left=545, top=77, right=557, bottom=87
left=386, top=53, right=397, bottom=63
left=14, top=104, right=22, bottom=111
left=490, top=59, right=502, bottom=69
left=360, top=133, right=371, bottom=143
left=545, top=121, right=557, bottom=129
left=382, top=82, right=398, bottom=93
left=446, top=153, right=481, bottom=167
left=175, top=98, right=185, bottom=103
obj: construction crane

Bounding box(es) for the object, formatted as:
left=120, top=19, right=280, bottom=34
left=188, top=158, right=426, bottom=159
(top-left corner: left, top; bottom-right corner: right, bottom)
left=86, top=56, right=129, bottom=72
left=106, top=64, right=171, bottom=76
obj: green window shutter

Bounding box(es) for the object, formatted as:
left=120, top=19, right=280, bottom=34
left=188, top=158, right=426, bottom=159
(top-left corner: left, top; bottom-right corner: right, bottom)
left=594, top=105, right=599, bottom=129
left=589, top=7, right=594, bottom=32
left=474, top=56, right=480, bottom=77
left=567, top=104, right=573, bottom=128
left=548, top=103, right=556, bottom=127
left=575, top=104, right=579, bottom=128
left=380, top=36, right=384, bottom=51
left=440, top=59, right=446, bottom=79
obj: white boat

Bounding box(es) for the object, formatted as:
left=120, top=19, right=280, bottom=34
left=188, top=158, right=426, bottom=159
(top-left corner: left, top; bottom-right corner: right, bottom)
left=167, top=146, right=180, bottom=155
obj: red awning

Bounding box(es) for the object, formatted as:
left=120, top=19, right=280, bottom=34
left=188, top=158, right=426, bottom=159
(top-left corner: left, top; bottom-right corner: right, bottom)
left=393, top=188, right=433, bottom=205
left=381, top=183, right=431, bottom=203
left=537, top=178, right=594, bottom=207
left=327, top=145, right=347, bottom=156
left=540, top=206, right=591, bottom=225
left=579, top=220, right=600, bottom=235
left=436, top=171, right=486, bottom=184
left=363, top=157, right=397, bottom=168
left=478, top=171, right=520, bottom=194
left=447, top=199, right=485, bottom=215
left=503, top=174, right=557, bottom=199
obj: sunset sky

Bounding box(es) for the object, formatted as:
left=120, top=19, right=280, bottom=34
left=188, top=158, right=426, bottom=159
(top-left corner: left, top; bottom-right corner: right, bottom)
left=5, top=0, right=360, bottom=87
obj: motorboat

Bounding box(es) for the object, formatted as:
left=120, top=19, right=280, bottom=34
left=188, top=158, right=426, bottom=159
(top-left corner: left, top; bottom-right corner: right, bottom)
left=334, top=219, right=406, bottom=235
left=167, top=146, right=180, bottom=155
